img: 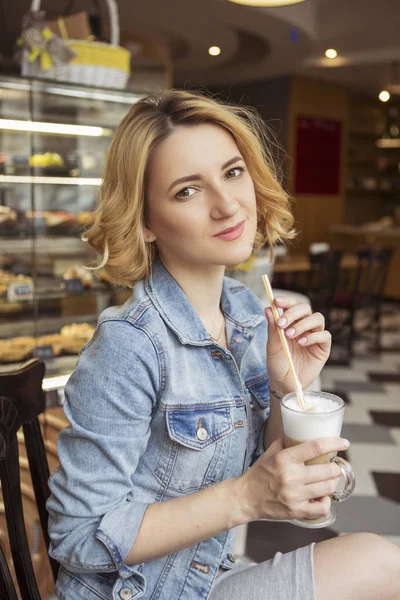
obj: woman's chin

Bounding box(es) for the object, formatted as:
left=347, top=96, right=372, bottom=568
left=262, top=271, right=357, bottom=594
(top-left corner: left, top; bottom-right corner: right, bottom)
left=222, top=242, right=254, bottom=266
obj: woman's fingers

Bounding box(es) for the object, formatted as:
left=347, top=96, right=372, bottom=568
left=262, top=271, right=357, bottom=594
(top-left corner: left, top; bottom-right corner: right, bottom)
left=305, top=478, right=341, bottom=500
left=282, top=438, right=349, bottom=465
left=274, top=296, right=298, bottom=309
left=284, top=313, right=325, bottom=339
left=302, top=462, right=342, bottom=485
left=295, top=330, right=332, bottom=351
left=274, top=300, right=312, bottom=329
left=302, top=496, right=332, bottom=519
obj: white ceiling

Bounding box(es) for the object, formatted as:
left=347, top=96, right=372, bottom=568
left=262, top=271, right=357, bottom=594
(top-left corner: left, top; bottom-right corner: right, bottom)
left=3, top=0, right=400, bottom=94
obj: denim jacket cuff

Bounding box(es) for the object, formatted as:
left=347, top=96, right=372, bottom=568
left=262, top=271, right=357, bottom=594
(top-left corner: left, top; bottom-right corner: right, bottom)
left=95, top=501, right=150, bottom=578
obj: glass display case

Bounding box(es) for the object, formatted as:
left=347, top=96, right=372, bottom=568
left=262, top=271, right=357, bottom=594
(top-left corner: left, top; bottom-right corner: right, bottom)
left=0, top=75, right=145, bottom=393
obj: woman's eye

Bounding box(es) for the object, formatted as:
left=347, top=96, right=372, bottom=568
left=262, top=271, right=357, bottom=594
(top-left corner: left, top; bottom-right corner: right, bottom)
left=175, top=187, right=197, bottom=200
left=226, top=166, right=244, bottom=179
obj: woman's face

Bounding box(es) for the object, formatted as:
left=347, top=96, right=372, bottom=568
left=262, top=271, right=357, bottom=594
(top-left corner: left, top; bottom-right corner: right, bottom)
left=145, top=123, right=258, bottom=270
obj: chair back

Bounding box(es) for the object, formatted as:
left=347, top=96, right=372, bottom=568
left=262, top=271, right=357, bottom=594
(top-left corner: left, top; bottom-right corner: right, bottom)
left=0, top=359, right=59, bottom=599
left=307, top=249, right=343, bottom=326
left=353, top=246, right=394, bottom=309
left=0, top=543, right=18, bottom=600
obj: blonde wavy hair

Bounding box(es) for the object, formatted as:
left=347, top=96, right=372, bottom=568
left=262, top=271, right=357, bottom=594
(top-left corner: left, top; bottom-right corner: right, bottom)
left=84, top=88, right=296, bottom=287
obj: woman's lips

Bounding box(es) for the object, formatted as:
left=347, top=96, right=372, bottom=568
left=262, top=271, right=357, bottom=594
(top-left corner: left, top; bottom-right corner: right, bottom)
left=213, top=220, right=246, bottom=241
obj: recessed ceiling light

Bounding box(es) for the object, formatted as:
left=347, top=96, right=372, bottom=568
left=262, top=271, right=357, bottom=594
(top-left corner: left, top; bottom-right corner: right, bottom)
left=228, top=0, right=305, bottom=5
left=379, top=90, right=391, bottom=102
left=208, top=46, right=221, bottom=56
left=325, top=49, right=338, bottom=59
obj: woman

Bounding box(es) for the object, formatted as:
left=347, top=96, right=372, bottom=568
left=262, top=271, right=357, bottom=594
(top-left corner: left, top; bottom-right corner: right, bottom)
left=47, top=90, right=400, bottom=600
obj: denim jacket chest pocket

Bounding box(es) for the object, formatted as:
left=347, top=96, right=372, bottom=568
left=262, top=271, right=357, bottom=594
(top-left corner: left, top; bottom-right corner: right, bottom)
left=155, top=404, right=236, bottom=493
left=245, top=373, right=270, bottom=462
left=246, top=372, right=270, bottom=411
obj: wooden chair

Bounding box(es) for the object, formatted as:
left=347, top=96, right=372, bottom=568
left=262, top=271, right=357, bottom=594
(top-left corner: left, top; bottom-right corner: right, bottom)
left=0, top=359, right=59, bottom=599
left=306, top=249, right=344, bottom=331
left=329, top=246, right=394, bottom=362
left=0, top=543, right=18, bottom=600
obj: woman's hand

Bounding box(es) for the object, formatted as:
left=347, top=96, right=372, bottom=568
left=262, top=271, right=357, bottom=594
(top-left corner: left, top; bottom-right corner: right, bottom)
left=265, top=296, right=331, bottom=392
left=237, top=437, right=347, bottom=523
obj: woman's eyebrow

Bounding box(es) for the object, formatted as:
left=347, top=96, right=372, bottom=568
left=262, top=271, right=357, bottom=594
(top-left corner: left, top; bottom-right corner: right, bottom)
left=167, top=155, right=244, bottom=193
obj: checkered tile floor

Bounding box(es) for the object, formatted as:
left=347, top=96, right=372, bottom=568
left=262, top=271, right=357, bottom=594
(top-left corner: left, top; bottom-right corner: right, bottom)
left=245, top=303, right=400, bottom=561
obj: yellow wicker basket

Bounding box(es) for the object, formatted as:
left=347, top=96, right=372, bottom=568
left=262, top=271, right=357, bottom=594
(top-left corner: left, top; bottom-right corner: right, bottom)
left=21, top=0, right=130, bottom=89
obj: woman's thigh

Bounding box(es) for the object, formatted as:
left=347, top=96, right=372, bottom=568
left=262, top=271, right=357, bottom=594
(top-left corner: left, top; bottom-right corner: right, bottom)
left=209, top=544, right=316, bottom=600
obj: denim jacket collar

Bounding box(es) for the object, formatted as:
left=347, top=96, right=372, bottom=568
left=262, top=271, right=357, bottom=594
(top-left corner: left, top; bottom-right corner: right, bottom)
left=145, top=258, right=264, bottom=345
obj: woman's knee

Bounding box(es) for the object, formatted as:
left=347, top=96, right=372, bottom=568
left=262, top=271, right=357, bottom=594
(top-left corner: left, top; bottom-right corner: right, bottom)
left=345, top=532, right=400, bottom=562
left=314, top=533, right=400, bottom=600
left=330, top=532, right=400, bottom=571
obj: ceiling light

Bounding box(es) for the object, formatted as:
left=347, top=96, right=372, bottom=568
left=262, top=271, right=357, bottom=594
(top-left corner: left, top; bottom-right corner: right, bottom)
left=208, top=46, right=221, bottom=56
left=379, top=90, right=391, bottom=102
left=0, top=118, right=112, bottom=137
left=227, top=0, right=305, bottom=6
left=325, top=49, right=338, bottom=59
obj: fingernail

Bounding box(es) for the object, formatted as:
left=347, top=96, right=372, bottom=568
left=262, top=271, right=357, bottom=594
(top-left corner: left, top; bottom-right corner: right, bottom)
left=298, top=337, right=307, bottom=344
left=275, top=297, right=284, bottom=303
left=343, top=439, right=350, bottom=448
left=286, top=328, right=295, bottom=337
left=277, top=317, right=286, bottom=327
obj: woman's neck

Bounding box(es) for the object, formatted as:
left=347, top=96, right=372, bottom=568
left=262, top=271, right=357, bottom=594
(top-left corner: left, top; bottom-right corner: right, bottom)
left=159, top=255, right=225, bottom=328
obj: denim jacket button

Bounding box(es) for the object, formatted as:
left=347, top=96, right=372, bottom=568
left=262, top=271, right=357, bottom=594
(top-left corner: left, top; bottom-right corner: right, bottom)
left=234, top=336, right=243, bottom=343
left=119, top=588, right=134, bottom=599
left=197, top=427, right=209, bottom=441
left=227, top=553, right=236, bottom=563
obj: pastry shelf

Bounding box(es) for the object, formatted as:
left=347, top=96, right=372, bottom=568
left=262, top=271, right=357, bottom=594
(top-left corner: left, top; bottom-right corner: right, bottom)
left=0, top=312, right=98, bottom=338
left=0, top=285, right=112, bottom=306
left=0, top=75, right=145, bottom=379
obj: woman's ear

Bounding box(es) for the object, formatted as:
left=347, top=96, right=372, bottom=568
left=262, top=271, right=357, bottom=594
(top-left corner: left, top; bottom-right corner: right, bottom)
left=143, top=226, right=157, bottom=242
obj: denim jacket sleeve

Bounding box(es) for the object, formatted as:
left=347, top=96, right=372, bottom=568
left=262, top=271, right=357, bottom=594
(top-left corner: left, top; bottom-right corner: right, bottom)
left=47, top=318, right=161, bottom=578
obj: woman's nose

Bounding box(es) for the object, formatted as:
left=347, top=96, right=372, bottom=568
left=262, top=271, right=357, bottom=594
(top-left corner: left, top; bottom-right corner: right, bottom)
left=209, top=187, right=240, bottom=219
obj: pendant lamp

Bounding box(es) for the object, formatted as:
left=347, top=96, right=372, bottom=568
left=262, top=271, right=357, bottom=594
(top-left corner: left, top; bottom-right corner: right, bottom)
left=228, top=0, right=305, bottom=6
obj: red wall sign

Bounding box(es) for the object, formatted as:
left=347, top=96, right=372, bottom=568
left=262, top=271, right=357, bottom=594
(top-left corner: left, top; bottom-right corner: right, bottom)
left=295, top=116, right=342, bottom=195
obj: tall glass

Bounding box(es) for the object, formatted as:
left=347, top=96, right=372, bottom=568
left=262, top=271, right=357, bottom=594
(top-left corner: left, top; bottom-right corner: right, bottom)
left=280, top=391, right=356, bottom=528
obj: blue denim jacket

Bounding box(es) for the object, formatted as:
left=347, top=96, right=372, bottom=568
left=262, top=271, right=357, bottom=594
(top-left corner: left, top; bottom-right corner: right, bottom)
left=47, top=258, right=270, bottom=600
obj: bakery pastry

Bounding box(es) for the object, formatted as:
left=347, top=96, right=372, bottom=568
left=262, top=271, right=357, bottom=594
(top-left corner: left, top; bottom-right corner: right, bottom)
left=0, top=271, right=33, bottom=296
left=97, top=270, right=112, bottom=284
left=60, top=323, right=95, bottom=342
left=61, top=338, right=85, bottom=355
left=44, top=211, right=78, bottom=228
left=77, top=211, right=95, bottom=226
left=36, top=334, right=64, bottom=357
left=63, top=265, right=93, bottom=288
left=0, top=340, right=32, bottom=363
left=29, top=152, right=64, bottom=167
left=0, top=206, right=17, bottom=226
left=10, top=336, right=36, bottom=352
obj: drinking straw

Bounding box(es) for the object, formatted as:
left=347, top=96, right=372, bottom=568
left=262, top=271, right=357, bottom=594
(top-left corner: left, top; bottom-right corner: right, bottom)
left=262, top=273, right=306, bottom=410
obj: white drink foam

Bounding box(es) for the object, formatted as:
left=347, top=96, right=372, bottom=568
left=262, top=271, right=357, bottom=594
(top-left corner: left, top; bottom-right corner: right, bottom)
left=282, top=395, right=343, bottom=441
